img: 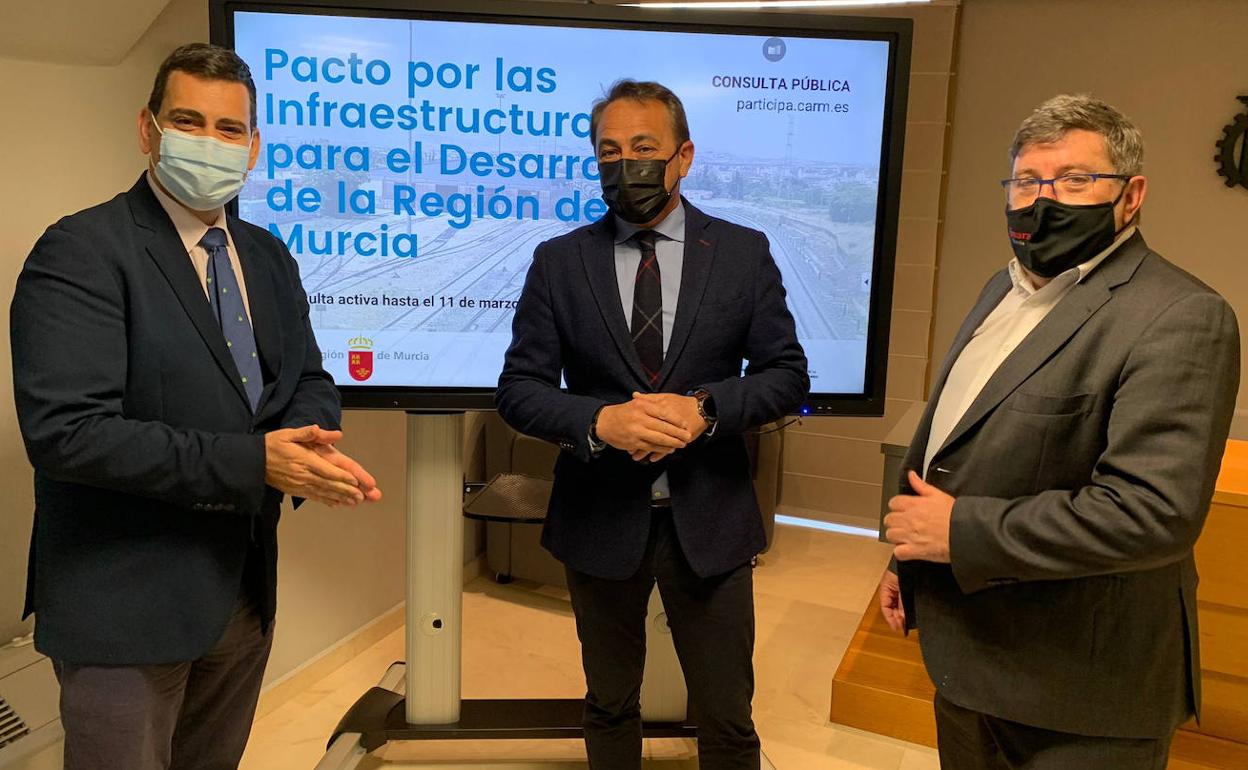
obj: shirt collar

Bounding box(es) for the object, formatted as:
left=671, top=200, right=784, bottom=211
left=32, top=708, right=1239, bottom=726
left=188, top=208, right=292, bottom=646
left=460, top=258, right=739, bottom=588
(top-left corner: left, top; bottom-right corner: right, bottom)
left=1008, top=225, right=1137, bottom=298
left=146, top=170, right=229, bottom=254
left=613, top=197, right=686, bottom=246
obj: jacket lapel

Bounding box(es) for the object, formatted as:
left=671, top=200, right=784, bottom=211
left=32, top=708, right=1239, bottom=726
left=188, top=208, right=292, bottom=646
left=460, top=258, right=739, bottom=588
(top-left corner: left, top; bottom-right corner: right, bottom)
left=903, top=269, right=1012, bottom=476
left=655, top=204, right=715, bottom=389
left=229, top=219, right=284, bottom=416
left=928, top=234, right=1150, bottom=465
left=580, top=218, right=650, bottom=388
left=127, top=176, right=251, bottom=411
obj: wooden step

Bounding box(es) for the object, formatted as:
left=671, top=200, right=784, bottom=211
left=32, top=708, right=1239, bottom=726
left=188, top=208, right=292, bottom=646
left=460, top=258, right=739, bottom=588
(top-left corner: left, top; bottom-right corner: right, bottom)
left=829, top=599, right=936, bottom=747
left=1171, top=727, right=1248, bottom=769
left=829, top=600, right=1248, bottom=767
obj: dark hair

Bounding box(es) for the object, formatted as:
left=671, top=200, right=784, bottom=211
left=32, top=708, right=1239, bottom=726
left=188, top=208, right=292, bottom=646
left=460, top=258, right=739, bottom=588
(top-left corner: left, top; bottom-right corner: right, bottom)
left=589, top=80, right=691, bottom=149
left=148, top=43, right=257, bottom=129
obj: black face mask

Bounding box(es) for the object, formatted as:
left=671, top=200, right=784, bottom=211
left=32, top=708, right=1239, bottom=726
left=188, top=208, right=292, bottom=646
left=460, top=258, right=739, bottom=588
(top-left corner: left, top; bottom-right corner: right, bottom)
left=1006, top=187, right=1129, bottom=278
left=599, top=152, right=678, bottom=224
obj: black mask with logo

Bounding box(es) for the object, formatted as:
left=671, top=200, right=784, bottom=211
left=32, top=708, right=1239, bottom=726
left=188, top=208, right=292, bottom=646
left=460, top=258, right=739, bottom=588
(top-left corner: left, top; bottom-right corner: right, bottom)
left=1006, top=185, right=1131, bottom=278
left=599, top=151, right=678, bottom=224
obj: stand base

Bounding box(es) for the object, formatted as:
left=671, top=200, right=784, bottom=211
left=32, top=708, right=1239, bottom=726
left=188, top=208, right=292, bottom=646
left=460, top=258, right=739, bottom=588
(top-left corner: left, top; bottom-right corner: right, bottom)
left=330, top=688, right=698, bottom=752
left=318, top=666, right=776, bottom=770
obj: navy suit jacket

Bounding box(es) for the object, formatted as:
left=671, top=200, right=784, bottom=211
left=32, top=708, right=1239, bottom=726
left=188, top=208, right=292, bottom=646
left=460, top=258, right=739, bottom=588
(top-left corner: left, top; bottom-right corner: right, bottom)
left=11, top=174, right=340, bottom=665
left=496, top=199, right=809, bottom=580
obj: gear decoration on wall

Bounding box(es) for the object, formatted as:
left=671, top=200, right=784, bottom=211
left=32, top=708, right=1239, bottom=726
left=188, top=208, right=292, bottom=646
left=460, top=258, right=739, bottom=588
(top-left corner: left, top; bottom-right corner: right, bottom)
left=1216, top=96, right=1248, bottom=190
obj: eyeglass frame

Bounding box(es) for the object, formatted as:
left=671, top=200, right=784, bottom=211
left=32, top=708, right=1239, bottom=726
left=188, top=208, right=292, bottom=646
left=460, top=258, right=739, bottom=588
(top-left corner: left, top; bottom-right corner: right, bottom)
left=1000, top=172, right=1134, bottom=205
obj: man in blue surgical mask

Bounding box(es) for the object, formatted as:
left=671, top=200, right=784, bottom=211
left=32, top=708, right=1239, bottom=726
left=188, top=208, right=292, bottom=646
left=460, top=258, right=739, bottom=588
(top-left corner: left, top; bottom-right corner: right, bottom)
left=10, top=43, right=381, bottom=770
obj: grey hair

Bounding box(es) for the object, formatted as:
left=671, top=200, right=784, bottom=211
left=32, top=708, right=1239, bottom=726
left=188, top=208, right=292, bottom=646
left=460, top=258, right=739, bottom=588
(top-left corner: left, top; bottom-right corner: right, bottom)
left=1009, top=94, right=1144, bottom=176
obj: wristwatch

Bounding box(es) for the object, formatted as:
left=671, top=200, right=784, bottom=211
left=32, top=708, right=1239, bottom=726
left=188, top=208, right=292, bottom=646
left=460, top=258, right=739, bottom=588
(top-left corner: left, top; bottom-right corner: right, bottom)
left=690, top=388, right=717, bottom=428
left=588, top=405, right=607, bottom=454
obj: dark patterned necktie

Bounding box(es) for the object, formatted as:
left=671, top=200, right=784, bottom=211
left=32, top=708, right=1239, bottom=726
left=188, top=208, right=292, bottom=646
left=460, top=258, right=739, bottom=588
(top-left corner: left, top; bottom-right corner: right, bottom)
left=630, top=230, right=663, bottom=386
left=201, top=227, right=263, bottom=412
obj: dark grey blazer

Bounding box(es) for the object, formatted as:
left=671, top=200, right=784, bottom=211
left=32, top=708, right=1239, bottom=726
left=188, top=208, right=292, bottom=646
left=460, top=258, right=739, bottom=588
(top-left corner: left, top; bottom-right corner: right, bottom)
left=898, top=231, right=1240, bottom=739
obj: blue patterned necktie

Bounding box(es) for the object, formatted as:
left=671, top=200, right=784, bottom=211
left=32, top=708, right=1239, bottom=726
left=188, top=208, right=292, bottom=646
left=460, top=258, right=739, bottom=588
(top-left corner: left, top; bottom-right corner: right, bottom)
left=200, top=227, right=263, bottom=411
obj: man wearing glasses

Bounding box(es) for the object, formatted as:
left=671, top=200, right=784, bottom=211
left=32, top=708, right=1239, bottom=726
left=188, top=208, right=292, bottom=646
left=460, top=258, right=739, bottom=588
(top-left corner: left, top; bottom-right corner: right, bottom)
left=876, top=94, right=1239, bottom=768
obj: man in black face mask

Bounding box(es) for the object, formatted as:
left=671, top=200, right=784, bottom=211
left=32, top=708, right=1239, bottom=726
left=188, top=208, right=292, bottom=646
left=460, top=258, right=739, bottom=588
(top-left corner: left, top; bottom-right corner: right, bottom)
left=876, top=94, right=1240, bottom=768
left=497, top=80, right=808, bottom=769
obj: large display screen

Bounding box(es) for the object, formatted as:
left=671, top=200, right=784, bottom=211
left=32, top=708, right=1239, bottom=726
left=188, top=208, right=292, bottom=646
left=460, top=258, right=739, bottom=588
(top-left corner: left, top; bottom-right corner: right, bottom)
left=212, top=0, right=910, bottom=413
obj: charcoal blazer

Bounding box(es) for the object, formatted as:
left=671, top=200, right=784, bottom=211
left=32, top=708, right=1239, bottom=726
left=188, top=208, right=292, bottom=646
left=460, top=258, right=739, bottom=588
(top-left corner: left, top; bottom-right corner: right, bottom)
left=897, top=232, right=1239, bottom=738
left=497, top=199, right=809, bottom=580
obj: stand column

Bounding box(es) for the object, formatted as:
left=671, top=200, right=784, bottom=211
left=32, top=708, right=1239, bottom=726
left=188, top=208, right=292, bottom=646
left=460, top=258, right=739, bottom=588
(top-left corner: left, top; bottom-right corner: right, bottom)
left=405, top=411, right=465, bottom=725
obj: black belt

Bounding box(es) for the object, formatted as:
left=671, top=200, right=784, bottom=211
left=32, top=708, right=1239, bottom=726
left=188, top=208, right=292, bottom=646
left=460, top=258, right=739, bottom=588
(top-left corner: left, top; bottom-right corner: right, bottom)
left=650, top=498, right=672, bottom=510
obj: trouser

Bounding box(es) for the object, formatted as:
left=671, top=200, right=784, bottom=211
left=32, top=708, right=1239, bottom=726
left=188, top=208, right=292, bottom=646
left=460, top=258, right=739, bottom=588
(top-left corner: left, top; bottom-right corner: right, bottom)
left=53, top=594, right=274, bottom=770
left=934, top=692, right=1173, bottom=770
left=565, top=506, right=760, bottom=770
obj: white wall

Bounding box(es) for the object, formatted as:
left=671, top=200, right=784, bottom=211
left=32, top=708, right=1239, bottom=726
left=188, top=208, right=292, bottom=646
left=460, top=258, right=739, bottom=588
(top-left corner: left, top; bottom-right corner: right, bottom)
left=935, top=0, right=1248, bottom=436
left=0, top=0, right=211, bottom=651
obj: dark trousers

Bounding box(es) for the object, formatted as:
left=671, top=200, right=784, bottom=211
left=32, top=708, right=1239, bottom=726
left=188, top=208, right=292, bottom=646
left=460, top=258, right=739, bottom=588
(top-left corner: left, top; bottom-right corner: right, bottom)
left=565, top=507, right=760, bottom=770
left=934, top=693, right=1173, bottom=770
left=52, top=595, right=273, bottom=770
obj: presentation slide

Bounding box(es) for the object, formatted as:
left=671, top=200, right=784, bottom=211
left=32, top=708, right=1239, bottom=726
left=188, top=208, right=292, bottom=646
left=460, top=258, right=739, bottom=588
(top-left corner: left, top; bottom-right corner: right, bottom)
left=233, top=11, right=891, bottom=394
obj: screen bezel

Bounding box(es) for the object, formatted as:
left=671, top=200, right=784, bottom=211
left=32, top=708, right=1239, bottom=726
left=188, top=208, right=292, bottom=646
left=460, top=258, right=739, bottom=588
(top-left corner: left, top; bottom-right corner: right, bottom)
left=210, top=0, right=911, bottom=416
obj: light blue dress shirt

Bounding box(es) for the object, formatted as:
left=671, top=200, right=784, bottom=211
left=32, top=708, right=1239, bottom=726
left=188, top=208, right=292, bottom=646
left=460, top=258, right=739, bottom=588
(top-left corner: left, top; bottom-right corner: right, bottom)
left=610, top=201, right=686, bottom=501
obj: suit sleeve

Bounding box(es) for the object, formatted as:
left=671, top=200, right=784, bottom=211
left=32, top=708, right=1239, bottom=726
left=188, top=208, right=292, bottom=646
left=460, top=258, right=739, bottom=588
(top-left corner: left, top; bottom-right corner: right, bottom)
left=274, top=246, right=341, bottom=432
left=948, top=291, right=1240, bottom=593
left=496, top=244, right=607, bottom=463
left=701, top=232, right=810, bottom=436
left=11, top=225, right=268, bottom=513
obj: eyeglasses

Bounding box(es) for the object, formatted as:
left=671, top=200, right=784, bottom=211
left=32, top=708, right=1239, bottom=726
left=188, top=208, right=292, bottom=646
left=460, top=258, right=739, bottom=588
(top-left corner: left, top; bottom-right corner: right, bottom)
left=1000, top=173, right=1133, bottom=206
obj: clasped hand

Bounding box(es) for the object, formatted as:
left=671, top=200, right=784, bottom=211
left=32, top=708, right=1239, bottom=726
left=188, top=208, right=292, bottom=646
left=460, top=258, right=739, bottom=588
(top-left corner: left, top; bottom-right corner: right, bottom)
left=883, top=470, right=954, bottom=563
left=264, top=426, right=383, bottom=507
left=878, top=472, right=956, bottom=633
left=595, top=392, right=708, bottom=463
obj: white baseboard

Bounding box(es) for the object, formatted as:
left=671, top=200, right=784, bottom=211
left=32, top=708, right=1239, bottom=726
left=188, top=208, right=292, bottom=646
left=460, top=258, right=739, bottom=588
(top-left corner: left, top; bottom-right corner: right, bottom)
left=255, top=601, right=404, bottom=720
left=256, top=554, right=487, bottom=719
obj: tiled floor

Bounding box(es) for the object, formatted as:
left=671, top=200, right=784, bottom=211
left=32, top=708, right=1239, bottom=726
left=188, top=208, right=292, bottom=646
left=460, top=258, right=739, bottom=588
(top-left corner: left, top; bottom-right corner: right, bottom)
left=240, top=523, right=940, bottom=769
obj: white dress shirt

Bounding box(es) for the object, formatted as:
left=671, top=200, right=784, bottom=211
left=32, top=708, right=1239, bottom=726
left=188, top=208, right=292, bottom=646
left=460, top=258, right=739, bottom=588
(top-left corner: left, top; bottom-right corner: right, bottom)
left=147, top=171, right=253, bottom=323
left=922, top=226, right=1137, bottom=477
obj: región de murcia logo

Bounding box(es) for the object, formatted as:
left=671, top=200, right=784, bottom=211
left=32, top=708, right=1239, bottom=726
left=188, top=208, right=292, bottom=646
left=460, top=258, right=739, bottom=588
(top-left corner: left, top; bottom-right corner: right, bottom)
left=1215, top=95, right=1248, bottom=191
left=348, top=336, right=374, bottom=382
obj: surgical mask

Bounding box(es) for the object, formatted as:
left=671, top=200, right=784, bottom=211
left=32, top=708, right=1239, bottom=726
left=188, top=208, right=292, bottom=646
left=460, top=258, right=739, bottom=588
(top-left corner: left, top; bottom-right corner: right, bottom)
left=150, top=116, right=252, bottom=211
left=599, top=152, right=678, bottom=224
left=1006, top=186, right=1129, bottom=278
